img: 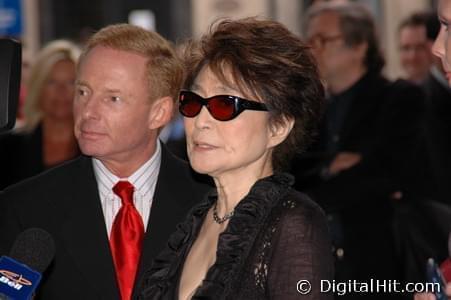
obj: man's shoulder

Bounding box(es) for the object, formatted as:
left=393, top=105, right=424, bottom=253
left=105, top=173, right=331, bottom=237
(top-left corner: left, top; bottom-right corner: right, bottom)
left=388, top=78, right=424, bottom=101
left=360, top=73, right=419, bottom=100
left=2, top=156, right=91, bottom=200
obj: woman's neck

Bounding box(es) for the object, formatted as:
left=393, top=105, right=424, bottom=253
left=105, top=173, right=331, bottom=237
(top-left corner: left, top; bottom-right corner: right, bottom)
left=213, top=167, right=273, bottom=215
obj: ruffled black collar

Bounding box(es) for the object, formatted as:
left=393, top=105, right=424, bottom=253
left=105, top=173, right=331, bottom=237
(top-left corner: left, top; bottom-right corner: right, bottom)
left=138, top=173, right=294, bottom=299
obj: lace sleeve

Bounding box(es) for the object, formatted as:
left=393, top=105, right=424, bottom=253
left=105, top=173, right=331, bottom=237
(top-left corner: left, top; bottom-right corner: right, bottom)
left=267, top=195, right=334, bottom=299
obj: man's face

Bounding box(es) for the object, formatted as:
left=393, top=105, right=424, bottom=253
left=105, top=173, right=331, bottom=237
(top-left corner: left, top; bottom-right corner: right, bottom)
left=399, top=25, right=433, bottom=83
left=433, top=0, right=451, bottom=84
left=73, top=46, right=158, bottom=165
left=306, top=11, right=362, bottom=84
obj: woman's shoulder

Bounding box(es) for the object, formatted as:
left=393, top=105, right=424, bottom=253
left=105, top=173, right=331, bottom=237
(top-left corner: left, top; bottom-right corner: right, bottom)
left=276, top=189, right=328, bottom=224
left=249, top=172, right=328, bottom=229
left=245, top=185, right=333, bottom=300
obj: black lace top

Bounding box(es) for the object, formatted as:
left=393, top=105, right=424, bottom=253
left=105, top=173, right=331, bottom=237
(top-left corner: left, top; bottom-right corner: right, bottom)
left=138, top=173, right=333, bottom=299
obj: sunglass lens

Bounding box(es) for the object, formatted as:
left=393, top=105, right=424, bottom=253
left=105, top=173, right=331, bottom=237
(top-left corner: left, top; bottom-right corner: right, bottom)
left=180, top=94, right=202, bottom=117
left=209, top=97, right=235, bottom=121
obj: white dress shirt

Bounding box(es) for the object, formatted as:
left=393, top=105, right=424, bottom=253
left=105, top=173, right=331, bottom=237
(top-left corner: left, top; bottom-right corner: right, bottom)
left=92, top=142, right=162, bottom=237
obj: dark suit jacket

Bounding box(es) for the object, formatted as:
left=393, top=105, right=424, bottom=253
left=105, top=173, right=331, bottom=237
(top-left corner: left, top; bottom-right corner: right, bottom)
left=292, top=72, right=424, bottom=292
left=387, top=72, right=451, bottom=283
left=0, top=144, right=211, bottom=299
left=293, top=72, right=424, bottom=209
left=421, top=72, right=451, bottom=204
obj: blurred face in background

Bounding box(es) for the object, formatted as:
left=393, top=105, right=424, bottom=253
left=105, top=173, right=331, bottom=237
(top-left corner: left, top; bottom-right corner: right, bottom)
left=399, top=25, right=433, bottom=83
left=306, top=11, right=363, bottom=85
left=40, top=59, right=76, bottom=122
left=433, top=0, right=451, bottom=84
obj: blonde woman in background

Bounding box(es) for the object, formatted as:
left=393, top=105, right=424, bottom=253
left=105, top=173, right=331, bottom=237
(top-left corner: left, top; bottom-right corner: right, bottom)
left=0, top=40, right=81, bottom=189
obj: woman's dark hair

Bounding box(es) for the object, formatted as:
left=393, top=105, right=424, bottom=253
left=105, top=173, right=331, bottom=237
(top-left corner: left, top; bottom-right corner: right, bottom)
left=181, top=17, right=325, bottom=171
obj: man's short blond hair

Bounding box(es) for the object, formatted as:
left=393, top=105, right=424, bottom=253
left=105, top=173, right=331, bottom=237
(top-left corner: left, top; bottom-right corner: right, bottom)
left=80, top=24, right=183, bottom=103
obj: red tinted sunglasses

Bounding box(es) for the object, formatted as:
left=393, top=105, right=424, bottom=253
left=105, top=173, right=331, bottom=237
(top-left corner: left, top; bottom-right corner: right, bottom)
left=179, top=91, right=268, bottom=121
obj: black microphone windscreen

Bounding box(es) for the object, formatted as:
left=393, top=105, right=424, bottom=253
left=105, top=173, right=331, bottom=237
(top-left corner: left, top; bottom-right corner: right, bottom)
left=9, top=228, right=55, bottom=273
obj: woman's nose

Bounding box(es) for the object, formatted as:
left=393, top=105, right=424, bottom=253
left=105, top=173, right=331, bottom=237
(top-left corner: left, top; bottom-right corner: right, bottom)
left=432, top=27, right=446, bottom=59
left=193, top=106, right=214, bottom=129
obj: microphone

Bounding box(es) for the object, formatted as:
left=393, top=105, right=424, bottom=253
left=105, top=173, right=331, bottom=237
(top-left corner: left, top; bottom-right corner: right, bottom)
left=0, top=228, right=55, bottom=300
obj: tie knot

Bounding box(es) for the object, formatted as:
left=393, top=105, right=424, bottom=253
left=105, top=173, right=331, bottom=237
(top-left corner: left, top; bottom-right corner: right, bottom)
left=113, top=181, right=135, bottom=206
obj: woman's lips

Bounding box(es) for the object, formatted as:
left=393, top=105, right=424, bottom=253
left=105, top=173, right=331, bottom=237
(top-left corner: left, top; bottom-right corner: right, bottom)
left=192, top=141, right=218, bottom=151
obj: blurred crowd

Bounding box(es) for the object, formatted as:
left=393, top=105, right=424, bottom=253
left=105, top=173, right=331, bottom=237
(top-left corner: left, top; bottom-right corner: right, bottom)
left=1, top=1, right=451, bottom=299
left=292, top=4, right=451, bottom=300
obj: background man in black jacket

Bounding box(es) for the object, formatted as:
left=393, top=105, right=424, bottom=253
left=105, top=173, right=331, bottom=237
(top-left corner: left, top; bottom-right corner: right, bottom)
left=294, top=2, right=425, bottom=298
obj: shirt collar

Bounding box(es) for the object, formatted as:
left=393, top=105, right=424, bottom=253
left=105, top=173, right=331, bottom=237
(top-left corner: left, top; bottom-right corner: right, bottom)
left=92, top=141, right=162, bottom=198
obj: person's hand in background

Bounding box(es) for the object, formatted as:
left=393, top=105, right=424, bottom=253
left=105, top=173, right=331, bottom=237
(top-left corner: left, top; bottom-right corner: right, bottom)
left=328, top=152, right=362, bottom=175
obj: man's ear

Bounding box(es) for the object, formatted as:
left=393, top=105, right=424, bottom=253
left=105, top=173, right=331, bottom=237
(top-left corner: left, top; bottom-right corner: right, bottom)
left=268, top=117, right=295, bottom=148
left=148, top=96, right=174, bottom=130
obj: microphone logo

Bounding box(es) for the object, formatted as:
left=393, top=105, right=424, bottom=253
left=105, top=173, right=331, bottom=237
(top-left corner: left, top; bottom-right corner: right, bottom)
left=0, top=269, right=33, bottom=290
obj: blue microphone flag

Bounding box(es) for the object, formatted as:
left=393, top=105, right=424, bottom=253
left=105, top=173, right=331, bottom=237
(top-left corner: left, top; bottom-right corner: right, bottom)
left=0, top=256, right=41, bottom=300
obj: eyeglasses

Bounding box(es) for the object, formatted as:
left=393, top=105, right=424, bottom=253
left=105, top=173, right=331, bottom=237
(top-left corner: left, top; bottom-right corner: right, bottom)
left=179, top=91, right=268, bottom=121
left=307, top=34, right=343, bottom=49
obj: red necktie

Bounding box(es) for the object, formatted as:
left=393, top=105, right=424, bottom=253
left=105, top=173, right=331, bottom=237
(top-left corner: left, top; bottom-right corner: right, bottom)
left=110, top=181, right=144, bottom=300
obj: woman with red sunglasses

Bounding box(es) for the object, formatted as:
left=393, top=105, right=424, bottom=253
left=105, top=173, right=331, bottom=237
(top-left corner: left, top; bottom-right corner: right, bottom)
left=139, top=17, right=332, bottom=300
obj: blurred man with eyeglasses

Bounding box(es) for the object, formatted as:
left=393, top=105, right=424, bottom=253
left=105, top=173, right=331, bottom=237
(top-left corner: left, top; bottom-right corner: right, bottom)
left=293, top=2, right=425, bottom=299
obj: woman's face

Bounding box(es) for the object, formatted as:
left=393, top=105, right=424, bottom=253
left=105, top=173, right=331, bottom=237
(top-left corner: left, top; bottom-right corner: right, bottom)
left=184, top=66, right=280, bottom=180
left=40, top=59, right=76, bottom=121
left=433, top=0, right=451, bottom=84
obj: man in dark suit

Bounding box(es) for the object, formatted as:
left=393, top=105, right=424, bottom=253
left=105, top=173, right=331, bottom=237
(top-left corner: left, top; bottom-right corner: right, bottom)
left=422, top=68, right=451, bottom=204
left=397, top=11, right=451, bottom=203
left=395, top=10, right=451, bottom=285
left=414, top=1, right=451, bottom=298
left=419, top=11, right=451, bottom=206
left=0, top=24, right=210, bottom=300
left=295, top=2, right=424, bottom=298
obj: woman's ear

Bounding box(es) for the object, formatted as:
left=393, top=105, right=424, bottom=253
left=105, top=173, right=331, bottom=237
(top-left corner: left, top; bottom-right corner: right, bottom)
left=268, top=116, right=294, bottom=148
left=148, top=96, right=174, bottom=130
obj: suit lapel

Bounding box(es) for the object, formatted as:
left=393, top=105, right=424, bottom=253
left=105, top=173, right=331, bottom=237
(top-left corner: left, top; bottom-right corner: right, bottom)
left=137, top=146, right=184, bottom=274
left=60, top=157, right=120, bottom=299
